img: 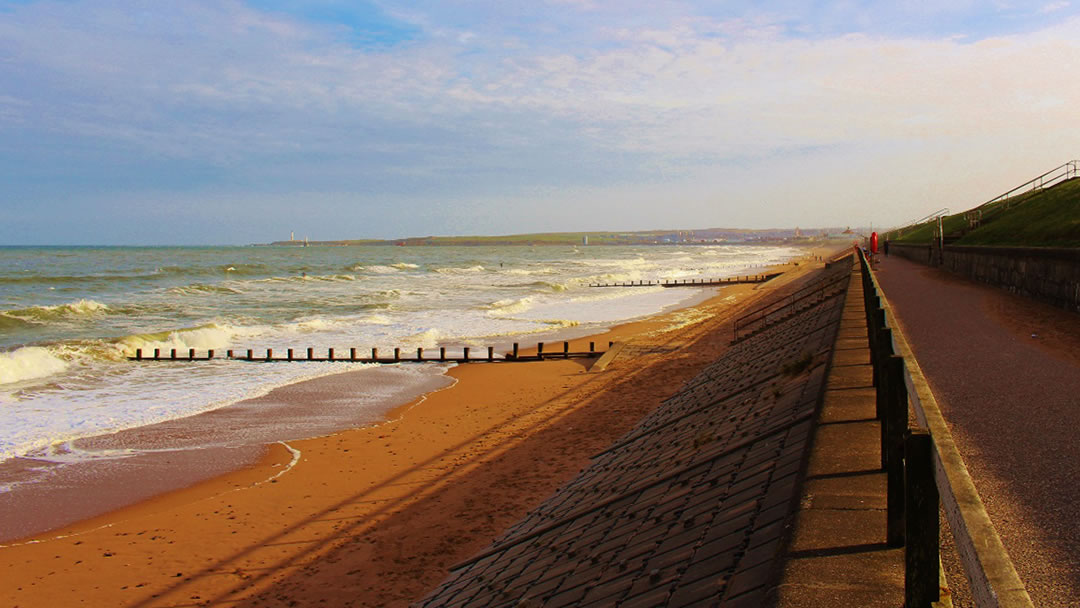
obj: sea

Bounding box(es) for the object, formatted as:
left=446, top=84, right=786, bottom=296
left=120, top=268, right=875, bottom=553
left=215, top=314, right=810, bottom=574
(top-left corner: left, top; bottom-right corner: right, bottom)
left=0, top=244, right=799, bottom=480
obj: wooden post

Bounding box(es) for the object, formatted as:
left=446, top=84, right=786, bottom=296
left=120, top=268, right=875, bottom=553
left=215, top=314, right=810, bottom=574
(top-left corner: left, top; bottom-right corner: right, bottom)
left=287, top=348, right=294, bottom=361
left=307, top=347, right=313, bottom=360
left=351, top=347, right=357, bottom=361
left=487, top=346, right=494, bottom=362
left=589, top=341, right=595, bottom=353
left=266, top=348, right=273, bottom=362
left=226, top=349, right=232, bottom=359
left=371, top=348, right=378, bottom=362
left=136, top=348, right=143, bottom=360
left=328, top=348, right=334, bottom=361
left=439, top=347, right=446, bottom=362
left=246, top=349, right=253, bottom=361
left=537, top=342, right=544, bottom=359
left=886, top=355, right=907, bottom=547
left=563, top=341, right=569, bottom=359
left=394, top=347, right=400, bottom=362
left=154, top=348, right=161, bottom=360
left=463, top=347, right=470, bottom=361
left=512, top=343, right=519, bottom=360
left=171, top=348, right=177, bottom=360
left=208, top=349, right=214, bottom=359
left=189, top=348, right=195, bottom=360
left=905, top=429, right=940, bottom=608
left=417, top=347, right=423, bottom=361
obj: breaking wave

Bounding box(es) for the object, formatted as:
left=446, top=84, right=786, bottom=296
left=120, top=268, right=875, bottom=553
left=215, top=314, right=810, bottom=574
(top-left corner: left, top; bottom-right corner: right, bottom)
left=0, top=346, right=70, bottom=385
left=1, top=300, right=110, bottom=324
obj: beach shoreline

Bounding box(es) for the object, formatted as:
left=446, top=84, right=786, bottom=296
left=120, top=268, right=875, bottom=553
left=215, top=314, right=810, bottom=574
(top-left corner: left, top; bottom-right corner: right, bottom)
left=1, top=247, right=837, bottom=607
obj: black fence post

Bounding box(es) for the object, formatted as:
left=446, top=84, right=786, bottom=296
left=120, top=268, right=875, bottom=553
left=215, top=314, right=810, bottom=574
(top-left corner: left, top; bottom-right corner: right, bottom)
left=875, top=325, right=893, bottom=424
left=905, top=429, right=940, bottom=608
left=886, top=355, right=908, bottom=548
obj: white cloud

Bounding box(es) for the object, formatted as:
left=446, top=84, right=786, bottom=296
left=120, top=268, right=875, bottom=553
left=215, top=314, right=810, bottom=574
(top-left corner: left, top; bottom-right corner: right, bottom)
left=2, top=0, right=1080, bottom=239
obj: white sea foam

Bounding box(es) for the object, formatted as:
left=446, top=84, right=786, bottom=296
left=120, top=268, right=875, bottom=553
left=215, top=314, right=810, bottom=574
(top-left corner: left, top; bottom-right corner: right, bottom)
left=0, top=346, right=70, bottom=385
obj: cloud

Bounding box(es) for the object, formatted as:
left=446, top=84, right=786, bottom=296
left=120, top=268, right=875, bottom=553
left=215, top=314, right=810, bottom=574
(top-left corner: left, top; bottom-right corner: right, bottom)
left=2, top=0, right=1080, bottom=243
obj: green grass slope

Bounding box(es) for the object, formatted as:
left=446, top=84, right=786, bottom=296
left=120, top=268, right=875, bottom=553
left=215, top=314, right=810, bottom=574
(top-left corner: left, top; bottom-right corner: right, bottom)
left=888, top=178, right=1080, bottom=248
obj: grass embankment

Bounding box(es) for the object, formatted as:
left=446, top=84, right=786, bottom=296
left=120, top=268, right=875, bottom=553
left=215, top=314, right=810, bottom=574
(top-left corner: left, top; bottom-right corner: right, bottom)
left=888, top=178, right=1080, bottom=248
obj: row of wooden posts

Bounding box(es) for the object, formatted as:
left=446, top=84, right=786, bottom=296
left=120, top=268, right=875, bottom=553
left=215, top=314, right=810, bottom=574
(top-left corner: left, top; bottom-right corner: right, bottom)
left=859, top=248, right=940, bottom=608
left=588, top=273, right=779, bottom=288
left=129, top=341, right=613, bottom=363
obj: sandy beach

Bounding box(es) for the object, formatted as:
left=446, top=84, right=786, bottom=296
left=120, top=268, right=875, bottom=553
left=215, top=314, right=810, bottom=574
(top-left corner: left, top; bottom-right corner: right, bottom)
left=1, top=251, right=832, bottom=608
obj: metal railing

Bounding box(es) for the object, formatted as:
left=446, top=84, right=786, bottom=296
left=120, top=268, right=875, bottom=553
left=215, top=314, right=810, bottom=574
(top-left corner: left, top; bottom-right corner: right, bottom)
left=857, top=247, right=1033, bottom=608
left=965, top=160, right=1079, bottom=228
left=892, top=208, right=950, bottom=239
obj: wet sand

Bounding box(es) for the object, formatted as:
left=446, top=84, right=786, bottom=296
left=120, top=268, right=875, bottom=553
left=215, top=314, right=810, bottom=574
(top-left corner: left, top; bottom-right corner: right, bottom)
left=0, top=250, right=834, bottom=607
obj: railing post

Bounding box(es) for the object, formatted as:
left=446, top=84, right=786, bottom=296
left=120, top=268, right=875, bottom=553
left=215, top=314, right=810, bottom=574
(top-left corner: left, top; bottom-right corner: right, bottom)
left=394, top=347, right=401, bottom=362
left=905, top=429, right=940, bottom=608
left=136, top=348, right=142, bottom=361
left=328, top=348, right=334, bottom=361
left=537, top=342, right=544, bottom=359
left=439, top=347, right=446, bottom=362
left=155, top=348, right=161, bottom=360
left=307, top=347, right=313, bottom=360
left=488, top=346, right=494, bottom=362
left=886, top=355, right=908, bottom=547
left=463, top=347, right=470, bottom=361
left=417, top=347, right=423, bottom=361
left=266, top=348, right=273, bottom=362
left=512, top=343, right=519, bottom=360
left=563, top=341, right=569, bottom=359
left=171, top=348, right=178, bottom=360
left=287, top=348, right=294, bottom=361
left=208, top=349, right=214, bottom=359
left=246, top=349, right=253, bottom=361
left=371, top=347, right=378, bottom=362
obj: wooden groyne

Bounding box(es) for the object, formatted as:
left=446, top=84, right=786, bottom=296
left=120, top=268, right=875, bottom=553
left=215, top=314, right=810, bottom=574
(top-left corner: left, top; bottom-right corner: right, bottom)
left=127, top=341, right=613, bottom=364
left=588, top=272, right=780, bottom=288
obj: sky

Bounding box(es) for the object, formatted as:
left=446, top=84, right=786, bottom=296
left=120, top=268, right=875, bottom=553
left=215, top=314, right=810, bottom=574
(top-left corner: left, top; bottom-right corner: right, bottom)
left=1, top=1, right=1078, bottom=245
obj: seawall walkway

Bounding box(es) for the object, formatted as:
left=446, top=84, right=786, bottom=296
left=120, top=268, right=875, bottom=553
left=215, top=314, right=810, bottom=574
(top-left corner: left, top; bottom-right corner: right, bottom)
left=875, top=255, right=1080, bottom=606
left=771, top=261, right=904, bottom=606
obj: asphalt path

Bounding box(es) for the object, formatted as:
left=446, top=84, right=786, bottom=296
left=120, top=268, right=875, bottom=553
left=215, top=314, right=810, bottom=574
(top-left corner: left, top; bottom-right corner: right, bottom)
left=874, top=254, right=1080, bottom=607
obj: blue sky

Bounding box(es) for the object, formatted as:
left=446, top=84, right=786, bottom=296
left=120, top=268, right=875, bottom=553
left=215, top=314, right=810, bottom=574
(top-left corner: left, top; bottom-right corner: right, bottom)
left=1, top=0, right=1078, bottom=245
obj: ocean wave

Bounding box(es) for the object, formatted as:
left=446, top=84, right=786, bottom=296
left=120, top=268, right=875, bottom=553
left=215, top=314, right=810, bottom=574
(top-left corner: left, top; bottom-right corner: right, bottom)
left=357, top=265, right=399, bottom=274
left=168, top=283, right=244, bottom=296
left=117, top=323, right=251, bottom=354
left=484, top=296, right=537, bottom=316
left=1, top=299, right=110, bottom=324
left=392, top=262, right=419, bottom=270
left=0, top=346, right=70, bottom=385
left=402, top=328, right=447, bottom=348
left=434, top=265, right=486, bottom=275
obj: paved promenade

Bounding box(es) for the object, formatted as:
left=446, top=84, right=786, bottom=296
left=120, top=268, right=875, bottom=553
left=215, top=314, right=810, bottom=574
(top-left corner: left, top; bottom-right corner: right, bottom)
left=875, top=255, right=1080, bottom=607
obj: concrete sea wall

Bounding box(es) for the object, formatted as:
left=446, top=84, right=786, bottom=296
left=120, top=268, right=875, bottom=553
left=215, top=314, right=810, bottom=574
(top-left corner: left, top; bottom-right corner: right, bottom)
left=887, top=242, right=1080, bottom=312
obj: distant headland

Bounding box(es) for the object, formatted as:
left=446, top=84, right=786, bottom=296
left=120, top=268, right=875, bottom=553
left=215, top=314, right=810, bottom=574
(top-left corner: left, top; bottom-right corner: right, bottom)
left=261, top=227, right=862, bottom=247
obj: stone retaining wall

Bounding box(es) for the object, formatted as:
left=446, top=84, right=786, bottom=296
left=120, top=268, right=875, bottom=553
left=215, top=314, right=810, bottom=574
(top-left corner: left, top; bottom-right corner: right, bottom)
left=886, top=242, right=1080, bottom=312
